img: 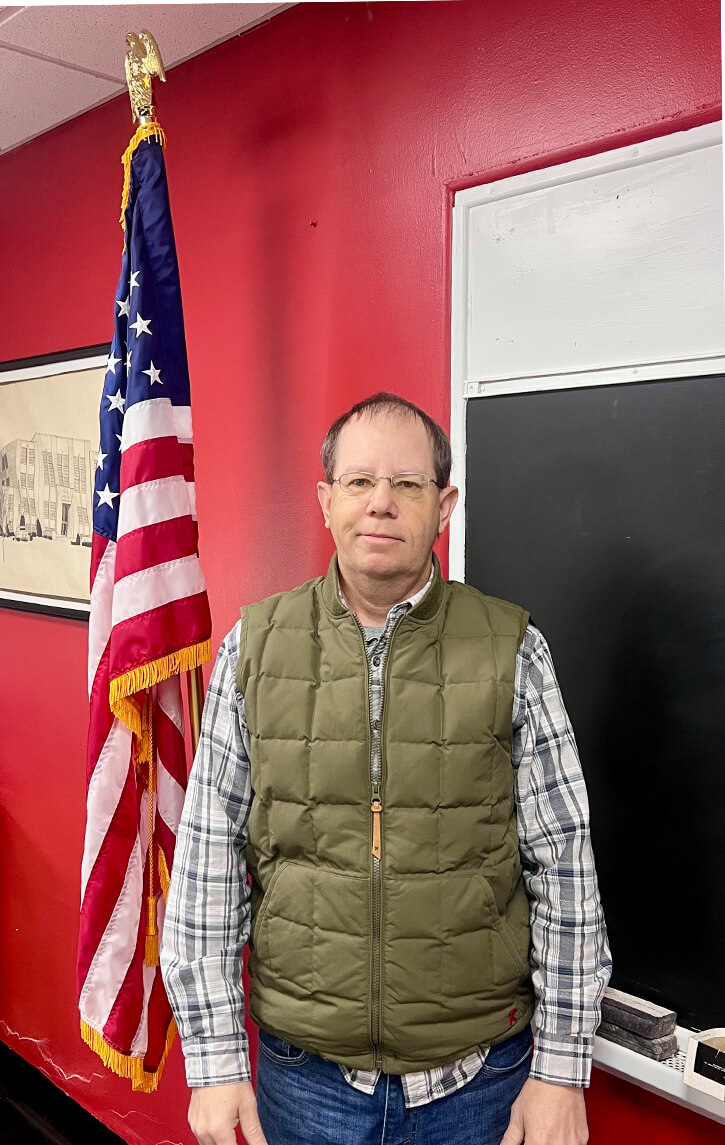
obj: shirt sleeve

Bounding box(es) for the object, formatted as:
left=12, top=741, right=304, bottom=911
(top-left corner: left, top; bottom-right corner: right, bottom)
left=512, top=625, right=613, bottom=1088
left=160, top=619, right=254, bottom=1088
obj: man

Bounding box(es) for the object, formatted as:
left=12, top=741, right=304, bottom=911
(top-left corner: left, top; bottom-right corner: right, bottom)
left=161, top=392, right=611, bottom=1145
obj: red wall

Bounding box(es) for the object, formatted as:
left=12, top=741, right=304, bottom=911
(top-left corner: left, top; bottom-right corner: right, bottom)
left=0, top=2, right=721, bottom=1143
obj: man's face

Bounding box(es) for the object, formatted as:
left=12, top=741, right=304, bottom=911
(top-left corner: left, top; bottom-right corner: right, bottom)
left=317, top=412, right=458, bottom=585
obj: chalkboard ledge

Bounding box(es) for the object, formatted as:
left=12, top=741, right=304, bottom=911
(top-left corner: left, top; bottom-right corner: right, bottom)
left=594, top=1026, right=725, bottom=1124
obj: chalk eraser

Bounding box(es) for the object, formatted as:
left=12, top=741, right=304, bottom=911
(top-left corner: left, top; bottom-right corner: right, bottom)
left=598, top=1021, right=678, bottom=1061
left=601, top=987, right=677, bottom=1039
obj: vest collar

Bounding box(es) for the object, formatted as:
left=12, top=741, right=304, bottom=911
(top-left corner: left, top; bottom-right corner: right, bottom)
left=321, top=553, right=446, bottom=623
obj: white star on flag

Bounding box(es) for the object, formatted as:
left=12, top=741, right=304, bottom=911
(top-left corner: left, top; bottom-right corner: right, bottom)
left=129, top=270, right=141, bottom=291
left=97, top=483, right=120, bottom=508
left=116, top=296, right=130, bottom=318
left=107, top=390, right=125, bottom=413
left=96, top=449, right=107, bottom=471
left=142, top=361, right=163, bottom=385
left=129, top=313, right=152, bottom=337
left=106, top=352, right=122, bottom=377
left=125, top=350, right=133, bottom=372
left=116, top=434, right=123, bottom=446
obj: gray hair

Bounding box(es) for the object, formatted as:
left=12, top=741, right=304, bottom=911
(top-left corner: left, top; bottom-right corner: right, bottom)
left=320, top=392, right=452, bottom=487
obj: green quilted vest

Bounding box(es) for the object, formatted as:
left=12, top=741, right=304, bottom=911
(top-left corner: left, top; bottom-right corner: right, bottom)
left=237, top=555, right=535, bottom=1074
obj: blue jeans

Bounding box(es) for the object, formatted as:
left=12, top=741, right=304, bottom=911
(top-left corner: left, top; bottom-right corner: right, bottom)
left=256, top=1026, right=533, bottom=1145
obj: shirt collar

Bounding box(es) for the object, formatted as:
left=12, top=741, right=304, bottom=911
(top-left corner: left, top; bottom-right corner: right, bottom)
left=337, top=561, right=434, bottom=620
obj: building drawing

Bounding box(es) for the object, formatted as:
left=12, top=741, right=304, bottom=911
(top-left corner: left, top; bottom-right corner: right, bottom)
left=0, top=433, right=94, bottom=544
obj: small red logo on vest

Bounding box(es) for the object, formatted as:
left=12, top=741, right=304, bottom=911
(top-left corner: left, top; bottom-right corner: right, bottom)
left=508, top=1007, right=518, bottom=1028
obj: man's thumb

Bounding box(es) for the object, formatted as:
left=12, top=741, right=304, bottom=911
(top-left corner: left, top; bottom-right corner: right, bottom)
left=239, top=1110, right=268, bottom=1145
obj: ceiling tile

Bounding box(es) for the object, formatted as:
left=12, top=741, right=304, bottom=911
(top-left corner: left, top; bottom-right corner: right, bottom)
left=0, top=45, right=121, bottom=152
left=0, top=4, right=286, bottom=81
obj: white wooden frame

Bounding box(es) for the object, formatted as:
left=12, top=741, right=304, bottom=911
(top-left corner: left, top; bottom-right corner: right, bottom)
left=449, top=121, right=724, bottom=584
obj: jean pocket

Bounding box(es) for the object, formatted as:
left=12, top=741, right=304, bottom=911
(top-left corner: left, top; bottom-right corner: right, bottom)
left=258, top=1027, right=311, bottom=1066
left=481, top=1026, right=533, bottom=1075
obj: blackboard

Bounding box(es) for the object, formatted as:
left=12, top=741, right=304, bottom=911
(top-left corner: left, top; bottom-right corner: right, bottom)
left=464, top=375, right=725, bottom=1032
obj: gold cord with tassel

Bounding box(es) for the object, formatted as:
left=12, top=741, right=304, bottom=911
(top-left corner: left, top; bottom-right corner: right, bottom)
left=145, top=693, right=160, bottom=967
left=119, top=121, right=167, bottom=227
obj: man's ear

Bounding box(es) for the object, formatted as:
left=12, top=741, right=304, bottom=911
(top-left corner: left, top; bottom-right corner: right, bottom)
left=317, top=481, right=332, bottom=529
left=437, top=485, right=459, bottom=535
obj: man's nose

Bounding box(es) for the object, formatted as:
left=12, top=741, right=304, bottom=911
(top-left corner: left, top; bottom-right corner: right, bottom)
left=366, top=478, right=397, bottom=514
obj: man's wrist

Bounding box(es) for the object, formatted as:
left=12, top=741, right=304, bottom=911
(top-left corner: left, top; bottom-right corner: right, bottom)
left=530, top=1031, right=594, bottom=1088
left=182, top=1032, right=252, bottom=1088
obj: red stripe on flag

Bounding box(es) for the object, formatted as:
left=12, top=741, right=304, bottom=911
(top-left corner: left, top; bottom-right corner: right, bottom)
left=87, top=653, right=115, bottom=783
left=114, top=516, right=200, bottom=581
left=90, top=532, right=109, bottom=584
left=110, top=591, right=212, bottom=680
left=142, top=972, right=175, bottom=1073
left=120, top=436, right=194, bottom=489
left=155, top=813, right=178, bottom=874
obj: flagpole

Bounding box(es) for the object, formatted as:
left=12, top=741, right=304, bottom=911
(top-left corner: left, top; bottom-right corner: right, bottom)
left=124, top=29, right=206, bottom=756
left=187, top=666, right=204, bottom=755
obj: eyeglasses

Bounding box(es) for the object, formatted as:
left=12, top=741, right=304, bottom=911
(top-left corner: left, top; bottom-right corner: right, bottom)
left=332, top=471, right=443, bottom=499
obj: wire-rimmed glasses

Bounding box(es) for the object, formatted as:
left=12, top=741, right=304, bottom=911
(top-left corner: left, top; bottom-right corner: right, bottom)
left=331, top=472, right=443, bottom=499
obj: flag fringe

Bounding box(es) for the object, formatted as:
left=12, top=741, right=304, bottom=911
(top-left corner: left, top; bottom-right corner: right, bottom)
left=120, top=121, right=168, bottom=227
left=110, top=640, right=211, bottom=755
left=80, top=1018, right=177, bottom=1093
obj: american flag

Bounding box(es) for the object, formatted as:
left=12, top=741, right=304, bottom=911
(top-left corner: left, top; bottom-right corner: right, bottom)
left=78, top=128, right=211, bottom=1090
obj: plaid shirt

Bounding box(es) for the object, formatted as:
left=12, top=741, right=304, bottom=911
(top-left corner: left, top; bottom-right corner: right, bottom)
left=161, top=576, right=611, bottom=1107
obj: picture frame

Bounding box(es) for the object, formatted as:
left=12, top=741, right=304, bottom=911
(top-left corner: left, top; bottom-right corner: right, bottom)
left=0, top=344, right=110, bottom=620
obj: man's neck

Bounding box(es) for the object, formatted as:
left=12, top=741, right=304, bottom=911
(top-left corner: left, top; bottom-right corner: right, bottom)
left=338, top=561, right=432, bottom=627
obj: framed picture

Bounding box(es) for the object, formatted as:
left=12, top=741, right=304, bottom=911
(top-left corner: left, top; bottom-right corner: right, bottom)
left=0, top=344, right=109, bottom=619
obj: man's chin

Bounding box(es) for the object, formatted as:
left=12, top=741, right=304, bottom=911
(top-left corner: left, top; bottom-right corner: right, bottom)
left=352, top=551, right=405, bottom=578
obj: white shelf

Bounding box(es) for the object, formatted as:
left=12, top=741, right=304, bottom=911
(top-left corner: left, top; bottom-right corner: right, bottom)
left=593, top=1027, right=725, bottom=1125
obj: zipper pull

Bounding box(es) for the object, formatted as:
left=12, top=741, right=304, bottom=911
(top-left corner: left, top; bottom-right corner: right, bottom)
left=371, top=782, right=382, bottom=859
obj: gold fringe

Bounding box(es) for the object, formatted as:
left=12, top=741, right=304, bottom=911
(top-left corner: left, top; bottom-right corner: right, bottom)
left=158, top=849, right=171, bottom=899
left=120, top=121, right=167, bottom=227
left=110, top=641, right=211, bottom=708
left=113, top=694, right=144, bottom=738
left=80, top=1017, right=177, bottom=1093
left=110, top=641, right=211, bottom=758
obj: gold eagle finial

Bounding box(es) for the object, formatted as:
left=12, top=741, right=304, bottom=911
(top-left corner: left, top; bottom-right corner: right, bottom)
left=124, top=30, right=166, bottom=123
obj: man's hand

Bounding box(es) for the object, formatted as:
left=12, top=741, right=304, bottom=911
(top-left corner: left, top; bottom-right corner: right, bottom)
left=500, top=1078, right=588, bottom=1145
left=188, top=1080, right=268, bottom=1145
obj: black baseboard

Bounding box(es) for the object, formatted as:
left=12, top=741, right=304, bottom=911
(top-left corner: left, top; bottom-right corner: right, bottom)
left=0, top=1041, right=126, bottom=1145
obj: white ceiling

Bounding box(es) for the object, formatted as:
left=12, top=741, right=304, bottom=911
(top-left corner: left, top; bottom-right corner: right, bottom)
left=0, top=4, right=291, bottom=154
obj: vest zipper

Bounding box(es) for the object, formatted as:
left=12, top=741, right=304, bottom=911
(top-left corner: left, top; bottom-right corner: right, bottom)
left=371, top=781, right=382, bottom=859
left=352, top=610, right=404, bottom=1069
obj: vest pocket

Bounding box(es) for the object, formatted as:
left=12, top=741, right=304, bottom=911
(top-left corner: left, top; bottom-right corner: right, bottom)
left=475, top=873, right=529, bottom=984
left=252, top=860, right=291, bottom=960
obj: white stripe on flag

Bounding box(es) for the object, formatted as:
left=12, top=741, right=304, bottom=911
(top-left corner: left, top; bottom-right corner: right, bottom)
left=112, top=554, right=207, bottom=626
left=157, top=677, right=184, bottom=736
left=156, top=758, right=186, bottom=836
left=88, top=540, right=116, bottom=697
left=117, top=474, right=193, bottom=538
left=80, top=719, right=133, bottom=903
left=79, top=827, right=149, bottom=1029
left=121, top=399, right=192, bottom=450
